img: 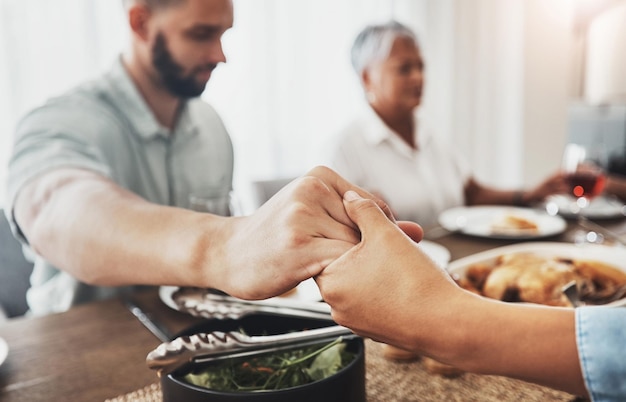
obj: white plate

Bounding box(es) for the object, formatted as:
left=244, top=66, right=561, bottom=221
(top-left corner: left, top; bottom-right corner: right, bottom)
left=447, top=242, right=626, bottom=307
left=159, top=278, right=322, bottom=313
left=417, top=240, right=451, bottom=268
left=0, top=337, right=8, bottom=368
left=438, top=206, right=567, bottom=239
left=545, top=194, right=626, bottom=220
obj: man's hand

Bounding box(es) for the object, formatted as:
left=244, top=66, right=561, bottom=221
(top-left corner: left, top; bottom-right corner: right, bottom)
left=210, top=166, right=403, bottom=299
left=14, top=165, right=415, bottom=302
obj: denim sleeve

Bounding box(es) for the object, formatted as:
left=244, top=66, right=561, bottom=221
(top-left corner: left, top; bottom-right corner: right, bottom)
left=576, top=306, right=626, bottom=402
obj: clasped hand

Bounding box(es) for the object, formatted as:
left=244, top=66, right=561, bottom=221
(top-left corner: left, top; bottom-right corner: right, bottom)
left=213, top=166, right=403, bottom=299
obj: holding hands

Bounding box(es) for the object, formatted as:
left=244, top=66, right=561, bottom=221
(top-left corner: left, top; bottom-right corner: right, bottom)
left=203, top=166, right=400, bottom=300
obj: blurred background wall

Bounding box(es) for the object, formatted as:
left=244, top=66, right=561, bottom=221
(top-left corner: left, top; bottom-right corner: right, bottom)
left=1, top=0, right=624, bottom=213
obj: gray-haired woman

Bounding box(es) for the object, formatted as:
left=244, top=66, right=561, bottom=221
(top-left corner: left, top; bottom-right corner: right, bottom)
left=327, top=20, right=567, bottom=226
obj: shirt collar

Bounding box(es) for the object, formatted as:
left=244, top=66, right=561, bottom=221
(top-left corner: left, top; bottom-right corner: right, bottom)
left=361, top=104, right=431, bottom=155
left=105, top=57, right=198, bottom=141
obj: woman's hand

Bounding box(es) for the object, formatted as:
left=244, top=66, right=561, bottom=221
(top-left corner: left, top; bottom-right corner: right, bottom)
left=315, top=190, right=459, bottom=349
left=526, top=171, right=569, bottom=204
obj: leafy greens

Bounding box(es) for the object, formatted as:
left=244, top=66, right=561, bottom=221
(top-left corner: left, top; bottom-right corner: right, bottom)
left=182, top=337, right=356, bottom=392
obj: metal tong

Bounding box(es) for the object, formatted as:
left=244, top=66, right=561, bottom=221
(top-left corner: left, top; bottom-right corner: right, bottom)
left=172, top=288, right=333, bottom=321
left=146, top=325, right=355, bottom=376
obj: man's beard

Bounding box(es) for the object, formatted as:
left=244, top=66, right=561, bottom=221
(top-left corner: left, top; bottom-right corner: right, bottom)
left=152, top=33, right=216, bottom=99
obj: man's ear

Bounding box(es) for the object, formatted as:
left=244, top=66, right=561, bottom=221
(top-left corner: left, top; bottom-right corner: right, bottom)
left=128, top=4, right=151, bottom=41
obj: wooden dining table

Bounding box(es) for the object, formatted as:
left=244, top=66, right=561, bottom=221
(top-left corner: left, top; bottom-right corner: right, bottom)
left=1, top=215, right=625, bottom=402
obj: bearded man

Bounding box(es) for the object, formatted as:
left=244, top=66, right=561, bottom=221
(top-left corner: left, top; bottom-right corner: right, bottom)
left=5, top=0, right=400, bottom=315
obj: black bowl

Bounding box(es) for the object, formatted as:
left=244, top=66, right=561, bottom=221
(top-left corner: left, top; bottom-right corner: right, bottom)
left=161, top=314, right=366, bottom=402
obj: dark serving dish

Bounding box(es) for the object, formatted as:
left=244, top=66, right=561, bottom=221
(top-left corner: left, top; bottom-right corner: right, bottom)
left=161, top=314, right=366, bottom=402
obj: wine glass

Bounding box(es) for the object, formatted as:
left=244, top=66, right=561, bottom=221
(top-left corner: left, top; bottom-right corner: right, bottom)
left=562, top=143, right=607, bottom=210
left=561, top=143, right=608, bottom=243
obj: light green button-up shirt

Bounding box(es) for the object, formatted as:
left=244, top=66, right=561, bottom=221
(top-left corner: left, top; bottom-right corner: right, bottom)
left=5, top=58, right=234, bottom=315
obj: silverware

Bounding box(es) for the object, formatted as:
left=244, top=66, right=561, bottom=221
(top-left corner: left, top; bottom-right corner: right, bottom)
left=146, top=325, right=355, bottom=376
left=172, top=288, right=333, bottom=321
left=561, top=280, right=626, bottom=308
left=561, top=281, right=583, bottom=307
left=576, top=216, right=626, bottom=247
left=125, top=299, right=172, bottom=342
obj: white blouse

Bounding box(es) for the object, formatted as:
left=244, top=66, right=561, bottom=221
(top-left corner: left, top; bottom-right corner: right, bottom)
left=327, top=106, right=471, bottom=227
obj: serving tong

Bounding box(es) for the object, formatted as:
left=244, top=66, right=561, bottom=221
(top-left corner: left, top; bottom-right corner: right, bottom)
left=146, top=288, right=351, bottom=376
left=146, top=325, right=355, bottom=376
left=172, top=288, right=333, bottom=321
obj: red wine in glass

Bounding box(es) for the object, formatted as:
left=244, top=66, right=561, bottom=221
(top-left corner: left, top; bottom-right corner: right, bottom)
left=566, top=171, right=606, bottom=199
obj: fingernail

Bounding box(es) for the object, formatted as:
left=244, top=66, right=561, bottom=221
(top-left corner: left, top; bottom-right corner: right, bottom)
left=344, top=190, right=361, bottom=201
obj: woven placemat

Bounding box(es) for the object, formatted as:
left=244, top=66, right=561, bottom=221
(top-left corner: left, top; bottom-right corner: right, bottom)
left=106, top=339, right=577, bottom=402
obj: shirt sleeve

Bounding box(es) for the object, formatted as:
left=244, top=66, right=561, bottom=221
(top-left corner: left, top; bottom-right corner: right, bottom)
left=576, top=306, right=626, bottom=402
left=5, top=96, right=113, bottom=244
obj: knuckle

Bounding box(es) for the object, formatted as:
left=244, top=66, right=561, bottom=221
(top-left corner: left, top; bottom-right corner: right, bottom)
left=294, top=175, right=329, bottom=196
left=308, top=165, right=335, bottom=177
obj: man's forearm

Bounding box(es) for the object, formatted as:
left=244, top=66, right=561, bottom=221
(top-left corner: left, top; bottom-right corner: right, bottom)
left=14, top=168, right=219, bottom=287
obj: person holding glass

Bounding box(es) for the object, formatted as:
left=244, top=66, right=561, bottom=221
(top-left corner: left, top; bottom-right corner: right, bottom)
left=326, top=20, right=567, bottom=226
left=4, top=0, right=404, bottom=315
left=605, top=174, right=626, bottom=202
left=315, top=190, right=626, bottom=402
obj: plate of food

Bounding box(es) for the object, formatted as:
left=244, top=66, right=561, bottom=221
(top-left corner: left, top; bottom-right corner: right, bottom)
left=414, top=242, right=626, bottom=378
left=438, top=206, right=567, bottom=239
left=447, top=242, right=626, bottom=307
left=545, top=194, right=626, bottom=220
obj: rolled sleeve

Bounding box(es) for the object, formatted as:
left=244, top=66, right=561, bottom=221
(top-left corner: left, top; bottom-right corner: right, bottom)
left=576, top=306, right=626, bottom=402
left=6, top=100, right=112, bottom=245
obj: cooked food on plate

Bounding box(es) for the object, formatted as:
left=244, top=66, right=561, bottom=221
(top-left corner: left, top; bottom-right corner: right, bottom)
left=389, top=251, right=626, bottom=377
left=457, top=252, right=626, bottom=307
left=490, top=214, right=539, bottom=234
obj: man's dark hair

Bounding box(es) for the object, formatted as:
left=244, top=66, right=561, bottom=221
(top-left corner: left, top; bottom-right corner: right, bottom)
left=122, top=0, right=187, bottom=10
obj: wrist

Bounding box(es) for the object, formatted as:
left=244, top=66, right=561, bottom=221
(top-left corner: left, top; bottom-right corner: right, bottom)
left=184, top=214, right=231, bottom=288
left=404, top=287, right=481, bottom=362
left=513, top=191, right=527, bottom=206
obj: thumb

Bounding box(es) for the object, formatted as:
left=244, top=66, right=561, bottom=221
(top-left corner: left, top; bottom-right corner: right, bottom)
left=398, top=221, right=424, bottom=243
left=343, top=190, right=394, bottom=237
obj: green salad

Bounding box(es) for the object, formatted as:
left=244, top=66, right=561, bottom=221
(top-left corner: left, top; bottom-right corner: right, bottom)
left=182, top=337, right=356, bottom=392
